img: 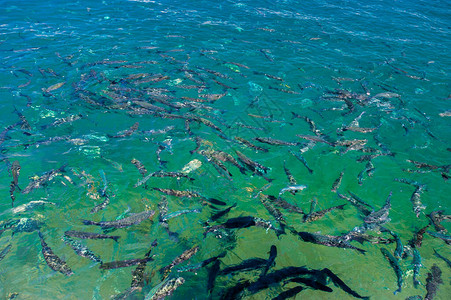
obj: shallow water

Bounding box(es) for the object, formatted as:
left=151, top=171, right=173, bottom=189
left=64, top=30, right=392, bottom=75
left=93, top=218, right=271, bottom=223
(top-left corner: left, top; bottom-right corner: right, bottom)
left=0, top=0, right=450, bottom=299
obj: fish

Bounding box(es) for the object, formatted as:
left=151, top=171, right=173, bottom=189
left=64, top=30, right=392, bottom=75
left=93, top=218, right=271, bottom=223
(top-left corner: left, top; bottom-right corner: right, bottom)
left=43, top=81, right=65, bottom=93
left=38, top=231, right=73, bottom=276
left=427, top=231, right=451, bottom=245
left=131, top=158, right=148, bottom=177
left=100, top=257, right=153, bottom=270
left=331, top=171, right=344, bottom=192
left=160, top=246, right=199, bottom=279
left=410, top=185, right=426, bottom=218
left=428, top=211, right=447, bottom=232
left=363, top=192, right=392, bottom=226
left=62, top=235, right=102, bottom=263
left=380, top=248, right=403, bottom=294
left=283, top=161, right=297, bottom=190
left=272, top=286, right=304, bottom=300
left=262, top=245, right=277, bottom=276
left=269, top=196, right=304, bottom=214
left=145, top=277, right=185, bottom=300
left=64, top=230, right=120, bottom=242
left=433, top=249, right=451, bottom=269
left=177, top=252, right=226, bottom=273
left=235, top=136, right=269, bottom=152
left=207, top=260, right=221, bottom=294
left=161, top=208, right=201, bottom=222
left=90, top=195, right=110, bottom=214
left=279, top=185, right=307, bottom=197
left=0, top=244, right=12, bottom=261
left=337, top=192, right=373, bottom=216
left=259, top=194, right=286, bottom=224
left=207, top=203, right=237, bottom=223
left=284, top=277, right=333, bottom=292
left=204, top=216, right=279, bottom=237
left=235, top=150, right=270, bottom=174
left=220, top=280, right=251, bottom=300
left=410, top=225, right=429, bottom=248
left=296, top=134, right=335, bottom=146
left=135, top=171, right=194, bottom=187
left=152, top=188, right=201, bottom=198
left=254, top=137, right=299, bottom=146
left=425, top=265, right=443, bottom=300
left=9, top=160, right=21, bottom=207
left=303, top=204, right=346, bottom=223
left=108, top=122, right=139, bottom=138
left=320, top=268, right=370, bottom=299
left=412, top=248, right=422, bottom=287
left=219, top=258, right=268, bottom=276
left=357, top=161, right=374, bottom=185
left=293, top=230, right=366, bottom=254
left=12, top=200, right=56, bottom=214
left=82, top=210, right=155, bottom=228
left=288, top=149, right=313, bottom=173
left=22, top=165, right=66, bottom=194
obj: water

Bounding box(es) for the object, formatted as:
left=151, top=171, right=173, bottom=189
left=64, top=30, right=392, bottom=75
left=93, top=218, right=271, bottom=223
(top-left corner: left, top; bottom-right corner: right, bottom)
left=0, top=0, right=450, bottom=299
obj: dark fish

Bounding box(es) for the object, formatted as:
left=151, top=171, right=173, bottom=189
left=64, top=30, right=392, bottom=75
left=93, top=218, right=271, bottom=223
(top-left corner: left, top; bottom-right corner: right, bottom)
left=62, top=235, right=102, bottom=263
left=343, top=231, right=394, bottom=245
left=160, top=246, right=199, bottom=279
left=64, top=230, right=120, bottom=242
left=220, top=280, right=251, bottom=300
left=288, top=149, right=313, bottom=174
left=294, top=231, right=366, bottom=254
left=235, top=136, right=269, bottom=152
left=207, top=260, right=221, bottom=294
left=262, top=245, right=277, bottom=276
left=272, top=286, right=304, bottom=300
left=433, top=249, right=451, bottom=269
left=380, top=248, right=403, bottom=294
left=82, top=210, right=155, bottom=228
left=412, top=248, right=422, bottom=288
left=425, top=265, right=442, bottom=300
left=38, top=231, right=73, bottom=276
left=254, top=137, right=298, bottom=146
left=204, top=216, right=279, bottom=237
left=247, top=266, right=314, bottom=294
left=284, top=277, right=333, bottom=292
left=131, top=239, right=158, bottom=289
left=0, top=244, right=12, bottom=261
left=208, top=203, right=237, bottom=223
left=100, top=257, right=153, bottom=270
left=320, top=268, right=370, bottom=299
left=219, top=258, right=268, bottom=275
left=331, top=171, right=344, bottom=192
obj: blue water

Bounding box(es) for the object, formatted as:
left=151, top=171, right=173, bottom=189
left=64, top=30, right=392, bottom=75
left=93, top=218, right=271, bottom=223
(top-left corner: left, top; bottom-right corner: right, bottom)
left=0, top=0, right=450, bottom=299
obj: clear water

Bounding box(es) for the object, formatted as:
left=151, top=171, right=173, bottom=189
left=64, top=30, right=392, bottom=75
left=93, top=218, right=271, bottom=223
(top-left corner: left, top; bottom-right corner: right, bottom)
left=0, top=0, right=450, bottom=299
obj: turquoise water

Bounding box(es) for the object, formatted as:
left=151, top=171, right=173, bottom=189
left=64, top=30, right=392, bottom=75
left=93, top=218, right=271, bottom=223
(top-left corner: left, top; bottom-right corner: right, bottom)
left=0, top=0, right=450, bottom=299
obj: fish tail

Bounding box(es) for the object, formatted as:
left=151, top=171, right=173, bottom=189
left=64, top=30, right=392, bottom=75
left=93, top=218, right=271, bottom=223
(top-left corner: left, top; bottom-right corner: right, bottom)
left=357, top=248, right=367, bottom=255
left=112, top=236, right=120, bottom=243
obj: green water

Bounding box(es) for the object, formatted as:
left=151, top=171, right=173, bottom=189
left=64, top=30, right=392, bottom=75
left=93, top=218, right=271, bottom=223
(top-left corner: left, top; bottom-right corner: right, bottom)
left=0, top=0, right=450, bottom=299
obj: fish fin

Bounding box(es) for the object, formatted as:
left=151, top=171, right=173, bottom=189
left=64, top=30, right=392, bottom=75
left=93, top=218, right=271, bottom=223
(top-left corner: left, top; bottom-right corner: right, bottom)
left=112, top=236, right=120, bottom=243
